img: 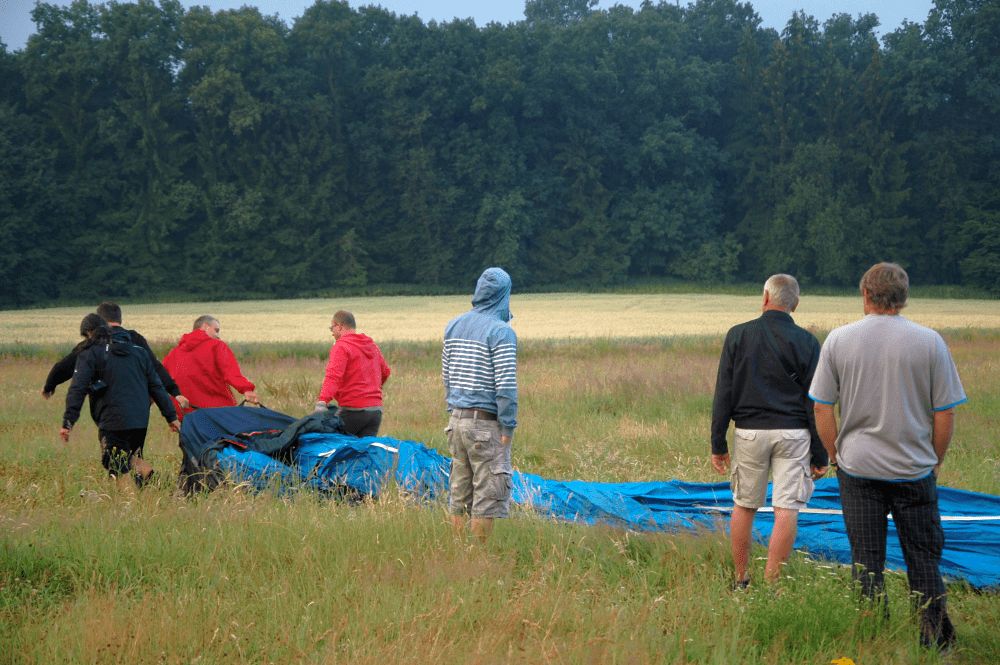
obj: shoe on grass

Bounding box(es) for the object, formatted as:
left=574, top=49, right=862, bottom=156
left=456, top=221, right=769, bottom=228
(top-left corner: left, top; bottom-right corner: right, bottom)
left=732, top=575, right=751, bottom=591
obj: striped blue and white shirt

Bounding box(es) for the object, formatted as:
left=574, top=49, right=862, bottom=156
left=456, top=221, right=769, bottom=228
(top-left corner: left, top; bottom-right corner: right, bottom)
left=443, top=269, right=518, bottom=435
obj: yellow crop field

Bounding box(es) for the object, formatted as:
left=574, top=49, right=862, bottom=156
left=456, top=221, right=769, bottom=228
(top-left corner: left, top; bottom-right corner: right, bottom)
left=2, top=293, right=999, bottom=346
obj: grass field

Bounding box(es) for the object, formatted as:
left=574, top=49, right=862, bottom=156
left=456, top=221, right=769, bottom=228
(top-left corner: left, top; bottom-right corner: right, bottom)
left=1, top=293, right=998, bottom=664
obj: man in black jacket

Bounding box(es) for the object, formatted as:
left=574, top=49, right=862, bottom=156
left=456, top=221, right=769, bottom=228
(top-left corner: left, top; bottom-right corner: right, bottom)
left=710, top=274, right=828, bottom=587
left=42, top=302, right=189, bottom=411
left=61, top=322, right=181, bottom=486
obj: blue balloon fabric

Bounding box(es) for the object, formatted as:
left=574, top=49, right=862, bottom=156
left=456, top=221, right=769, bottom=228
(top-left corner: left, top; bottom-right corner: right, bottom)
left=182, top=407, right=1000, bottom=588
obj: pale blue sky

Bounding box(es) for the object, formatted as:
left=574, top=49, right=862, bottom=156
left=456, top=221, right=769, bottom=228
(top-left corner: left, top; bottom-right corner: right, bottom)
left=1, top=1, right=936, bottom=52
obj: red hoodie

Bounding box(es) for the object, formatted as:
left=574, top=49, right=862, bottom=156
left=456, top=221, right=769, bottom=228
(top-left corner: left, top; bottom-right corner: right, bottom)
left=163, top=329, right=255, bottom=418
left=318, top=332, right=390, bottom=408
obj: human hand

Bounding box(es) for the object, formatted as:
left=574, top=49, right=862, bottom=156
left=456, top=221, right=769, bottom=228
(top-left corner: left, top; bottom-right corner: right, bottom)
left=811, top=465, right=829, bottom=480
left=500, top=434, right=512, bottom=446
left=243, top=390, right=259, bottom=404
left=314, top=401, right=328, bottom=413
left=168, top=420, right=181, bottom=433
left=711, top=453, right=730, bottom=475
left=59, top=427, right=71, bottom=442
left=176, top=395, right=190, bottom=410
left=41, top=389, right=53, bottom=400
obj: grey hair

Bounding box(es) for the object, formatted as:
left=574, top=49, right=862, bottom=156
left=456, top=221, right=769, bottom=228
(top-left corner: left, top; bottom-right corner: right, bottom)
left=192, top=315, right=219, bottom=331
left=764, top=274, right=800, bottom=311
left=860, top=262, right=908, bottom=311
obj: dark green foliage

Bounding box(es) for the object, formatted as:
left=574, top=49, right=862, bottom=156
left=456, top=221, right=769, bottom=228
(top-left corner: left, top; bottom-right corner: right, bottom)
left=2, top=0, right=999, bottom=307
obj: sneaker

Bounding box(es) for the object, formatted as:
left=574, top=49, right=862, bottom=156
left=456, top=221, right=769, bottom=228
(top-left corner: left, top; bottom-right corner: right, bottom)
left=732, top=575, right=751, bottom=591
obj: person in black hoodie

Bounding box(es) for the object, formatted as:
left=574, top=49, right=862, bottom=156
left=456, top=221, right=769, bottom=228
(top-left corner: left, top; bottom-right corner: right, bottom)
left=60, top=319, right=181, bottom=486
left=42, top=302, right=189, bottom=411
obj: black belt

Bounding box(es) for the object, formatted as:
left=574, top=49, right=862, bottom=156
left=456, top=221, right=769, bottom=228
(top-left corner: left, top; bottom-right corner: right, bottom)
left=453, top=408, right=497, bottom=421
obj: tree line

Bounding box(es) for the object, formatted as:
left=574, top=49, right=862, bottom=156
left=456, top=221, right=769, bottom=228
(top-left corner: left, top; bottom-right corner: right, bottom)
left=1, top=0, right=998, bottom=307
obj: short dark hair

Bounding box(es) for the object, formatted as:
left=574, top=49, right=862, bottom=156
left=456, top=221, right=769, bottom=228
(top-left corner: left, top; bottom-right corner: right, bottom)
left=860, top=262, right=909, bottom=311
left=192, top=315, right=219, bottom=331
left=333, top=310, right=356, bottom=329
left=95, top=301, right=122, bottom=323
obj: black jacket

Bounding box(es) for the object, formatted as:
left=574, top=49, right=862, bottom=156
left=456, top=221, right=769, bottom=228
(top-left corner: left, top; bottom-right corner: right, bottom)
left=711, top=310, right=827, bottom=467
left=63, top=329, right=177, bottom=431
left=44, top=326, right=180, bottom=397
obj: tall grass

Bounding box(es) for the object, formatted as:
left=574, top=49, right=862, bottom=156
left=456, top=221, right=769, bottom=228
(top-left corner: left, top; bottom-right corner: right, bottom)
left=2, top=331, right=997, bottom=663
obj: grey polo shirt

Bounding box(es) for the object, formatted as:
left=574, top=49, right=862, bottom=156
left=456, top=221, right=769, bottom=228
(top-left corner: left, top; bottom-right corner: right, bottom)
left=809, top=314, right=967, bottom=480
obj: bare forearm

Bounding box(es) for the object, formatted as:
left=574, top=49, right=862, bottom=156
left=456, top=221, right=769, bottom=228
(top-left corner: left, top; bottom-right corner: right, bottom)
left=813, top=403, right=839, bottom=462
left=932, top=408, right=955, bottom=464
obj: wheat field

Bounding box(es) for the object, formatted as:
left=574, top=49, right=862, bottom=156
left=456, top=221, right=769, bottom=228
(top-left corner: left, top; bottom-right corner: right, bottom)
left=4, top=293, right=1000, bottom=345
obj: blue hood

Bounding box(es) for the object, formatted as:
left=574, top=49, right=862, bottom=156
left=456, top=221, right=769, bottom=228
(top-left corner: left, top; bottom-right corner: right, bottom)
left=471, top=267, right=512, bottom=322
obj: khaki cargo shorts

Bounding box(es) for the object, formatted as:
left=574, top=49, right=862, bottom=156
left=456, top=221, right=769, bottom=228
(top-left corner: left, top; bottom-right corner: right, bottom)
left=446, top=413, right=513, bottom=519
left=731, top=428, right=814, bottom=510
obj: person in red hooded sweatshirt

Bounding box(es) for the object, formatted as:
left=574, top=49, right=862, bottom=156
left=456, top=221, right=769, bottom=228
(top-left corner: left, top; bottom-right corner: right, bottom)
left=163, top=315, right=258, bottom=420
left=313, top=310, right=391, bottom=437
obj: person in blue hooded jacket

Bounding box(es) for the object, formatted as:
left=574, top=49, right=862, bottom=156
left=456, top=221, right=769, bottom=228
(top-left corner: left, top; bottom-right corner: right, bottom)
left=442, top=267, right=517, bottom=542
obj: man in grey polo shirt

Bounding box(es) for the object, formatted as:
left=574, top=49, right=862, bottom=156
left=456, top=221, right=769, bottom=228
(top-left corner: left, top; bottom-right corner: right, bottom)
left=810, top=262, right=966, bottom=651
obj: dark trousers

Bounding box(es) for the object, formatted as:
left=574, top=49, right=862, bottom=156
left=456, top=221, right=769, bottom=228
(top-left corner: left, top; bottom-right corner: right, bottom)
left=98, top=428, right=148, bottom=477
left=338, top=408, right=382, bottom=437
left=837, top=469, right=955, bottom=649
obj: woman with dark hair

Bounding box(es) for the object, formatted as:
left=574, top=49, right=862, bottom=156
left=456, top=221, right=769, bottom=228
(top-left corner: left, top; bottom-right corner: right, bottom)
left=40, top=313, right=107, bottom=398
left=77, top=313, right=106, bottom=342
left=60, top=317, right=180, bottom=486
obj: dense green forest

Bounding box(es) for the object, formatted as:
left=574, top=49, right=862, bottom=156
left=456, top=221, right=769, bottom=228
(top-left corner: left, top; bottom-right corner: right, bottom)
left=1, top=0, right=998, bottom=306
